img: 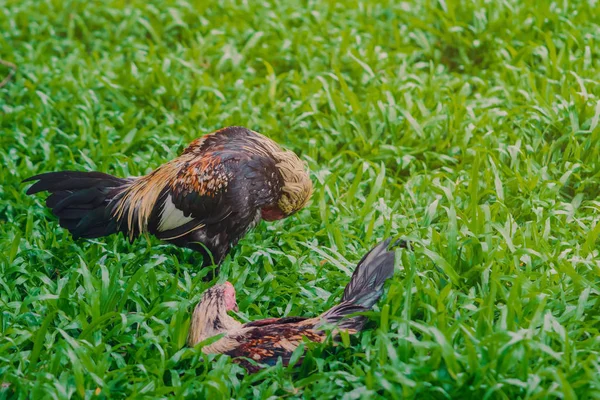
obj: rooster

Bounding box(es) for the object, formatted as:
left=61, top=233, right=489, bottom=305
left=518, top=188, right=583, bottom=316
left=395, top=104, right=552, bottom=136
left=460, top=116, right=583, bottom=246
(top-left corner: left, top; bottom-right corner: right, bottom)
left=187, top=239, right=400, bottom=372
left=24, top=126, right=313, bottom=273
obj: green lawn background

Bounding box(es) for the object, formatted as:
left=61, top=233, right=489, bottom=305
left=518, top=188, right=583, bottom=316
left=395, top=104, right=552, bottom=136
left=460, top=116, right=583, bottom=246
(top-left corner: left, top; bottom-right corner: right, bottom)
left=1, top=0, right=600, bottom=398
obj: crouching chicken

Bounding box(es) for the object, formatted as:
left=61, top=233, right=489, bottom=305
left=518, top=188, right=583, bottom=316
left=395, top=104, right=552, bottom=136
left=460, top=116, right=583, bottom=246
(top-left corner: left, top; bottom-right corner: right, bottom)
left=24, top=126, right=313, bottom=272
left=187, top=239, right=401, bottom=372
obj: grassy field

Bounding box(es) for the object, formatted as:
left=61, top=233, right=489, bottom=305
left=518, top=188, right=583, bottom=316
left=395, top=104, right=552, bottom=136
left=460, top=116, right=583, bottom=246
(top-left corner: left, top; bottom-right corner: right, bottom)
left=2, top=0, right=600, bottom=398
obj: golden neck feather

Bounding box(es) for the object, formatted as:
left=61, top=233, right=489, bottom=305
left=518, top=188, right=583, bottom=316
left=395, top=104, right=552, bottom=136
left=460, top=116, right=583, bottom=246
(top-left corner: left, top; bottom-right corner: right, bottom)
left=187, top=295, right=242, bottom=347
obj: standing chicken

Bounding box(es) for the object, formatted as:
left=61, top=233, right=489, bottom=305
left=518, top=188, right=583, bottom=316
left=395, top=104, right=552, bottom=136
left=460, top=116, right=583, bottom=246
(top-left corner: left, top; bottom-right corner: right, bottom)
left=187, top=239, right=399, bottom=372
left=24, top=126, right=313, bottom=272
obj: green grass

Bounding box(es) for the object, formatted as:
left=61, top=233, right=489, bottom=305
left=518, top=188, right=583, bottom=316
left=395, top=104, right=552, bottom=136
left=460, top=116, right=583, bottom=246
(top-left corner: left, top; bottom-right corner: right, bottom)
left=1, top=0, right=600, bottom=398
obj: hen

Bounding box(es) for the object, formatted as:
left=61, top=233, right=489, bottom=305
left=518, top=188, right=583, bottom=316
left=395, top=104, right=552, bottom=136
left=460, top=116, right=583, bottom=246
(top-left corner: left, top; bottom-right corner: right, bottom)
left=24, top=126, right=313, bottom=272
left=187, top=239, right=400, bottom=372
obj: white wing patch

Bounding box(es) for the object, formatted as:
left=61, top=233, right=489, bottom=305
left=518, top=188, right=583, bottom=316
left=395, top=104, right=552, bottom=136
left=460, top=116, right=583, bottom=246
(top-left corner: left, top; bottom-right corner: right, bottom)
left=158, top=196, right=195, bottom=232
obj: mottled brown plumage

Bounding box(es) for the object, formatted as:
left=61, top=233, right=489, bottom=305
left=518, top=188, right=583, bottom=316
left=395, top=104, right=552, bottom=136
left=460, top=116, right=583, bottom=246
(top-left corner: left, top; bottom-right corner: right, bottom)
left=24, top=127, right=313, bottom=274
left=188, top=239, right=401, bottom=372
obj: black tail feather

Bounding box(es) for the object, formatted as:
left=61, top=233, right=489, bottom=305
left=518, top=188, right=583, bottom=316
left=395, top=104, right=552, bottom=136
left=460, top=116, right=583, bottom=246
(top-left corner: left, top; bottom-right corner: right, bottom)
left=320, top=238, right=398, bottom=330
left=24, top=171, right=131, bottom=239
left=24, top=171, right=124, bottom=195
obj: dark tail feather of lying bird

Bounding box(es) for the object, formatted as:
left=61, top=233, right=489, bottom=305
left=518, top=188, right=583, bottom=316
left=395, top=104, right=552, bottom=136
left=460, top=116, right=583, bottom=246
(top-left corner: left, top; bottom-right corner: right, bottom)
left=320, top=238, right=405, bottom=330
left=23, top=171, right=134, bottom=239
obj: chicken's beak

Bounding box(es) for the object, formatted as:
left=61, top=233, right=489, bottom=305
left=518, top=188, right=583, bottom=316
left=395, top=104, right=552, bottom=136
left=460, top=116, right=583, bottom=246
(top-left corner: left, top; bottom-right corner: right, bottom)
left=233, top=302, right=239, bottom=312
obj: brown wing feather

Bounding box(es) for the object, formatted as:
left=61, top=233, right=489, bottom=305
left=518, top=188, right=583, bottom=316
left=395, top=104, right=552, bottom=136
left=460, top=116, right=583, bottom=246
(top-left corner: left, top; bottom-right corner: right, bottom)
left=148, top=154, right=235, bottom=243
left=242, top=316, right=309, bottom=328
left=223, top=323, right=324, bottom=371
left=170, top=154, right=231, bottom=198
